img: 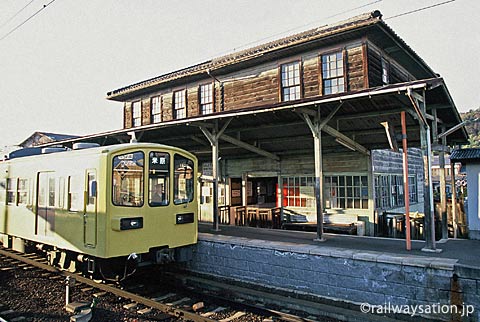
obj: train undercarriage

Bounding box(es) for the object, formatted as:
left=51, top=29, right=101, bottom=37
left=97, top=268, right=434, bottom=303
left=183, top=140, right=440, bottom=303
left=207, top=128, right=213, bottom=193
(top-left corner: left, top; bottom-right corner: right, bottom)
left=1, top=234, right=192, bottom=282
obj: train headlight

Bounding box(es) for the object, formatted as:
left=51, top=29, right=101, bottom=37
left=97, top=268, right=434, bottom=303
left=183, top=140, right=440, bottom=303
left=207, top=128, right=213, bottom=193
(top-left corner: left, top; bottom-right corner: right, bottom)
left=120, top=217, right=144, bottom=230
left=176, top=213, right=194, bottom=224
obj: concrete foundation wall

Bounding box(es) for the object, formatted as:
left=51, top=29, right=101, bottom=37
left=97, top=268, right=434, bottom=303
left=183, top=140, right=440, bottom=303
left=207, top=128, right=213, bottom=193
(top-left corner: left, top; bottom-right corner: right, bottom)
left=185, top=235, right=480, bottom=321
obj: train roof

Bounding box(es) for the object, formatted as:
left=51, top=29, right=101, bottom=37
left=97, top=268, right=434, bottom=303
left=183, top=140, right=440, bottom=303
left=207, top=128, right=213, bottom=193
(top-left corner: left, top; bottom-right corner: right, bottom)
left=3, top=142, right=197, bottom=162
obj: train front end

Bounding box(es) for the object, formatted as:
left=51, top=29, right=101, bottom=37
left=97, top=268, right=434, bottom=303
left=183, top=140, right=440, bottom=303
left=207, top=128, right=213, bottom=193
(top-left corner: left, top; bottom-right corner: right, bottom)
left=97, top=144, right=198, bottom=278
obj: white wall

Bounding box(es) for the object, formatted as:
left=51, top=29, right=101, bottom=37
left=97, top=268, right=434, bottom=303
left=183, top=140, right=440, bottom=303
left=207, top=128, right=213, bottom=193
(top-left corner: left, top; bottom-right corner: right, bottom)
left=466, top=163, right=480, bottom=239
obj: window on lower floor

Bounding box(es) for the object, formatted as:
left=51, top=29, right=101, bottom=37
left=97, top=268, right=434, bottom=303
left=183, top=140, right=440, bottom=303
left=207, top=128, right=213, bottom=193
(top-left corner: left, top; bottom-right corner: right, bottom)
left=282, top=176, right=315, bottom=208
left=374, top=174, right=418, bottom=209
left=324, top=174, right=369, bottom=209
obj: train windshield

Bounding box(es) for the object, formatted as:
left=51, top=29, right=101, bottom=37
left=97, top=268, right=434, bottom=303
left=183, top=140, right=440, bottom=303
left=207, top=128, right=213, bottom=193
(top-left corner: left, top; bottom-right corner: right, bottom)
left=112, top=151, right=144, bottom=207
left=148, top=151, right=169, bottom=206
left=174, top=154, right=194, bottom=205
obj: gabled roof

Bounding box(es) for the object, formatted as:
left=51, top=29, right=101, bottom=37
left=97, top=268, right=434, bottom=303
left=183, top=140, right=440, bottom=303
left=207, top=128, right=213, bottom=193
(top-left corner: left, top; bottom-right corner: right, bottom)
left=106, top=10, right=436, bottom=101
left=450, top=148, right=480, bottom=163
left=19, top=131, right=79, bottom=147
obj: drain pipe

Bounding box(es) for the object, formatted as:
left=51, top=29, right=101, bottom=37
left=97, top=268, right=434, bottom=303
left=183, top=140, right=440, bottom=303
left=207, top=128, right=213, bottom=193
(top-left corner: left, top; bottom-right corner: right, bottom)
left=407, top=88, right=437, bottom=252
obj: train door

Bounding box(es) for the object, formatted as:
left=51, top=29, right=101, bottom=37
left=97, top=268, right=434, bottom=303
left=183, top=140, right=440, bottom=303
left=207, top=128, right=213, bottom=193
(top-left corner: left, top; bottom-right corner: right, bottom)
left=36, top=172, right=55, bottom=237
left=83, top=170, right=97, bottom=247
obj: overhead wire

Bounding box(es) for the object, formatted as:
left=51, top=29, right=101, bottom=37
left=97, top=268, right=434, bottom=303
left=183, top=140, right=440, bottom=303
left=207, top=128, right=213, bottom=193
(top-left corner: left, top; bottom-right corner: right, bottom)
left=385, top=0, right=456, bottom=20
left=0, top=0, right=56, bottom=42
left=229, top=0, right=383, bottom=52
left=0, top=0, right=37, bottom=30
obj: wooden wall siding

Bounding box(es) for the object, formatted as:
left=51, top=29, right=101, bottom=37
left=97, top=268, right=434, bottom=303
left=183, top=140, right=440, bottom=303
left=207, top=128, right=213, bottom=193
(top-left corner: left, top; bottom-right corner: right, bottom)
left=163, top=94, right=173, bottom=122
left=141, top=98, right=151, bottom=125
left=225, top=157, right=280, bottom=177
left=371, top=148, right=423, bottom=175
left=124, top=102, right=132, bottom=128
left=390, top=62, right=410, bottom=84
left=216, top=84, right=223, bottom=112
left=223, top=68, right=279, bottom=111
left=367, top=41, right=415, bottom=88
left=303, top=57, right=320, bottom=98
left=324, top=151, right=369, bottom=173
left=122, top=43, right=373, bottom=128
left=367, top=44, right=383, bottom=87
left=346, top=46, right=365, bottom=91
left=187, top=88, right=198, bottom=118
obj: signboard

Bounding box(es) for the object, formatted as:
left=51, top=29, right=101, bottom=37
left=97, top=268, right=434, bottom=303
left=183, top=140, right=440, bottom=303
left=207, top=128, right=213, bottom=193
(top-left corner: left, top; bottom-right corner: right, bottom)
left=202, top=162, right=213, bottom=176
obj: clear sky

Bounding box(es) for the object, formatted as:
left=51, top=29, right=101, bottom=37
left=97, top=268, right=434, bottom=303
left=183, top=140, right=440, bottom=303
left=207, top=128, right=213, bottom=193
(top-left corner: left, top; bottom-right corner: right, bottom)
left=0, top=0, right=478, bottom=149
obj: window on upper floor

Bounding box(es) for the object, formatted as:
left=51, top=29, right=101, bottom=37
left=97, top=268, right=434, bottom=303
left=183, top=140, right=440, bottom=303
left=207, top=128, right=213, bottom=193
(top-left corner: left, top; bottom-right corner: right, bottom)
left=280, top=61, right=301, bottom=101
left=199, top=83, right=214, bottom=115
left=151, top=96, right=162, bottom=123
left=132, top=101, right=141, bottom=127
left=173, top=90, right=186, bottom=119
left=381, top=57, right=390, bottom=85
left=321, top=51, right=345, bottom=95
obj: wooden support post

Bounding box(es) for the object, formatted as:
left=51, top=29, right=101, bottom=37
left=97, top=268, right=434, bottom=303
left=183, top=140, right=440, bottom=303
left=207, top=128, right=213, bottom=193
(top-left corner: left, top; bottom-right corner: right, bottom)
left=302, top=112, right=325, bottom=242
left=199, top=119, right=232, bottom=231
left=401, top=112, right=411, bottom=250
left=409, top=88, right=437, bottom=252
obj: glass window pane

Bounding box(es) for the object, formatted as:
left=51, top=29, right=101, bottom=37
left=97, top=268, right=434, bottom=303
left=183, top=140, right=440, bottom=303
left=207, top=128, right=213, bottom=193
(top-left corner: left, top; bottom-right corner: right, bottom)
left=149, top=152, right=170, bottom=206
left=174, top=154, right=195, bottom=204
left=112, top=151, right=144, bottom=207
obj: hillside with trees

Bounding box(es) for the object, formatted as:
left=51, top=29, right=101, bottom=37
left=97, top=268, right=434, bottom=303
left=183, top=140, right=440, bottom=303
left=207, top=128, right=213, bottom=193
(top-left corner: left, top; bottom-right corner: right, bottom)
left=461, top=108, right=480, bottom=147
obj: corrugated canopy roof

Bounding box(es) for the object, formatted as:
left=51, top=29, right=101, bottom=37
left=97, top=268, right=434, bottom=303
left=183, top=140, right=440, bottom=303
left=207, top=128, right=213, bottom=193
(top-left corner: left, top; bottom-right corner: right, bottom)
left=43, top=79, right=469, bottom=162
left=450, top=148, right=480, bottom=162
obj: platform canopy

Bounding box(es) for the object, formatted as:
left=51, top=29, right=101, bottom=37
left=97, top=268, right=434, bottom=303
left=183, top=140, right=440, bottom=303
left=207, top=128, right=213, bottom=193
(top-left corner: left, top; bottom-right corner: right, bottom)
left=43, top=77, right=467, bottom=160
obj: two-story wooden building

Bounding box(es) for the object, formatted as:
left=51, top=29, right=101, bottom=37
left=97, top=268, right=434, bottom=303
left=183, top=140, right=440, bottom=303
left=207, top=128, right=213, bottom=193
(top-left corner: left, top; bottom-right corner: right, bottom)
left=53, top=11, right=468, bottom=240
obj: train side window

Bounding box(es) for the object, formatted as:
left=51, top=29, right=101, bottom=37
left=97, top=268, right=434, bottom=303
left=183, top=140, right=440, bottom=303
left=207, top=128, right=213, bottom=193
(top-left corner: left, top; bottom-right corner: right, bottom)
left=6, top=178, right=16, bottom=205
left=112, top=151, right=144, bottom=207
left=87, top=172, right=97, bottom=205
left=17, top=178, right=29, bottom=205
left=148, top=152, right=169, bottom=207
left=68, top=176, right=83, bottom=211
left=48, top=177, right=55, bottom=207
left=174, top=154, right=194, bottom=205
left=58, top=177, right=65, bottom=209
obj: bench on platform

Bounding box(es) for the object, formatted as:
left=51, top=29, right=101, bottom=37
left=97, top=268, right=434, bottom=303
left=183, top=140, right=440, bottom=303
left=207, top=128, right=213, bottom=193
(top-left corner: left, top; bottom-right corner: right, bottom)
left=323, top=214, right=359, bottom=235
left=282, top=213, right=360, bottom=235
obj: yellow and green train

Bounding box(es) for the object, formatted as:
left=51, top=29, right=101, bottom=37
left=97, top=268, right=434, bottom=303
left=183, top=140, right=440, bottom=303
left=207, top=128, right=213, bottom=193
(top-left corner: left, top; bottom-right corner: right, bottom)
left=0, top=143, right=197, bottom=280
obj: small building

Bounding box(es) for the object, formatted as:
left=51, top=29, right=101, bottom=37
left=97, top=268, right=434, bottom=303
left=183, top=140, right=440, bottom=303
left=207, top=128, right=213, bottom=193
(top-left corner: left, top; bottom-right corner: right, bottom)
left=450, top=148, right=480, bottom=240
left=19, top=132, right=79, bottom=148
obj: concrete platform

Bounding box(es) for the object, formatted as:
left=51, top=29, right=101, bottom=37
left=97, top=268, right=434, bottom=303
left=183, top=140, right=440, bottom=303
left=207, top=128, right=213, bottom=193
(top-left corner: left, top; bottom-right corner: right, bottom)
left=188, top=223, right=480, bottom=321
left=198, top=223, right=480, bottom=268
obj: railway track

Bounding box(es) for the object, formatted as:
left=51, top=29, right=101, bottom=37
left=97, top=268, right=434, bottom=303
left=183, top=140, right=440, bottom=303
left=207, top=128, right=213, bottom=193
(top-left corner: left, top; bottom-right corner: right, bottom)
left=1, top=246, right=336, bottom=322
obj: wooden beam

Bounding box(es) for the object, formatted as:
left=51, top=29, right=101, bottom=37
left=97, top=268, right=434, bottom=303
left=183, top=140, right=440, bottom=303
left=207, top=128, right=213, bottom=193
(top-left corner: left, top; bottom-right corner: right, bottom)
left=322, top=124, right=370, bottom=155
left=219, top=134, right=280, bottom=161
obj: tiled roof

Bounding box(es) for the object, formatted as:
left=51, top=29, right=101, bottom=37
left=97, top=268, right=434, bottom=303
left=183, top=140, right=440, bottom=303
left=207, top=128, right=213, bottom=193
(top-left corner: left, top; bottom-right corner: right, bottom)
left=106, top=10, right=384, bottom=100
left=450, top=148, right=480, bottom=162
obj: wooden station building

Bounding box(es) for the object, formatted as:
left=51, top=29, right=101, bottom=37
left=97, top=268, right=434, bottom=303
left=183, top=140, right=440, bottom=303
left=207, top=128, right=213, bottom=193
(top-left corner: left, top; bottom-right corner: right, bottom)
left=50, top=11, right=468, bottom=245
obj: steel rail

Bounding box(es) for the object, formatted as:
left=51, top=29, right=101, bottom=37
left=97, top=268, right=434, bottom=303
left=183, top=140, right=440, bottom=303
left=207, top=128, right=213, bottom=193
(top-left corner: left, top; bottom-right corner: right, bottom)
left=0, top=247, right=216, bottom=322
